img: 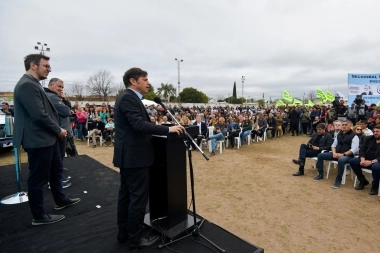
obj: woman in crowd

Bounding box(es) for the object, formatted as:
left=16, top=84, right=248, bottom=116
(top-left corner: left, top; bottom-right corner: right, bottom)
left=75, top=107, right=88, bottom=141
left=99, top=107, right=108, bottom=124
left=354, top=125, right=365, bottom=149
left=250, top=115, right=259, bottom=140
left=276, top=113, right=283, bottom=137
left=180, top=115, right=191, bottom=125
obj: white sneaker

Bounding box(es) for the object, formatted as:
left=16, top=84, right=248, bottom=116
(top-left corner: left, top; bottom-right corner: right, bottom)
left=259, top=137, right=263, bottom=141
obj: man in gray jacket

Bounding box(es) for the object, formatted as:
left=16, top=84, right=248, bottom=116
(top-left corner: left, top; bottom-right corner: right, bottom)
left=13, top=54, right=80, bottom=225
left=45, top=78, right=72, bottom=187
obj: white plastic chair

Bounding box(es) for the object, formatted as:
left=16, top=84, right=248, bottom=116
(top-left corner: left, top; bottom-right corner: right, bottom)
left=326, top=161, right=351, bottom=185
left=256, top=125, right=268, bottom=142
left=87, top=132, right=103, bottom=147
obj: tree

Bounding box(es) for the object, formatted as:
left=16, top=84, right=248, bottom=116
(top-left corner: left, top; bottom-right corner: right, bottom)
left=179, top=87, right=208, bottom=103
left=86, top=69, right=115, bottom=101
left=307, top=90, right=316, bottom=101
left=156, top=83, right=176, bottom=102
left=224, top=96, right=245, bottom=104
left=256, top=99, right=265, bottom=107
left=67, top=82, right=86, bottom=101
left=233, top=82, right=237, bottom=98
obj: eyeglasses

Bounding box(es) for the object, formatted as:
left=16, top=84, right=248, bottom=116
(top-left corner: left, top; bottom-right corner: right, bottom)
left=41, top=64, right=51, bottom=70
left=356, top=128, right=362, bottom=130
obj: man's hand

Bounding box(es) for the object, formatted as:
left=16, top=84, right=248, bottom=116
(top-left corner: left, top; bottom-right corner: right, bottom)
left=59, top=128, right=67, bottom=138
left=60, top=92, right=67, bottom=101
left=170, top=125, right=185, bottom=135
left=360, top=160, right=371, bottom=167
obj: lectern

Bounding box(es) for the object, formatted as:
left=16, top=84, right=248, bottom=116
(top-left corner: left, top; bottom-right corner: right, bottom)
left=144, top=125, right=199, bottom=239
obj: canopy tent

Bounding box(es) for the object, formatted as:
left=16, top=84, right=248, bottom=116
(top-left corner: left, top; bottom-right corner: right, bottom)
left=141, top=99, right=158, bottom=106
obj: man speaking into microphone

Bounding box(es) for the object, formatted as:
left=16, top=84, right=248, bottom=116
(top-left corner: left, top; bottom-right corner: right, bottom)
left=113, top=67, right=184, bottom=250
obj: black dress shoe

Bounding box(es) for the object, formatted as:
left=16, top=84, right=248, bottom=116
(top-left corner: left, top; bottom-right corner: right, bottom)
left=129, top=235, right=160, bottom=251
left=54, top=198, right=81, bottom=210
left=355, top=179, right=369, bottom=190
left=369, top=187, right=378, bottom=195
left=293, top=170, right=304, bottom=176
left=117, top=233, right=128, bottom=243
left=292, top=159, right=304, bottom=167
left=32, top=213, right=65, bottom=225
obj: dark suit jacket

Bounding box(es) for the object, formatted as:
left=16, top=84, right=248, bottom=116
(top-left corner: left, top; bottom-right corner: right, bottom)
left=192, top=121, right=207, bottom=136
left=113, top=89, right=170, bottom=168
left=359, top=135, right=380, bottom=161
left=307, top=132, right=333, bottom=151
left=13, top=74, right=61, bottom=149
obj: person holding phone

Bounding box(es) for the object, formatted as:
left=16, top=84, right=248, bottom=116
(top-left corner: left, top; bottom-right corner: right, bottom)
left=291, top=123, right=333, bottom=176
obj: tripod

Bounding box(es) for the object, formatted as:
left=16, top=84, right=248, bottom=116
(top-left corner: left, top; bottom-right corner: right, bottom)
left=154, top=99, right=225, bottom=252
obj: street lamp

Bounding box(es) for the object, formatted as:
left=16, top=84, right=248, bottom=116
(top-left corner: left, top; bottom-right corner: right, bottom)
left=34, top=42, right=50, bottom=87
left=175, top=58, right=183, bottom=103
left=35, top=42, right=50, bottom=55
left=241, top=76, right=245, bottom=105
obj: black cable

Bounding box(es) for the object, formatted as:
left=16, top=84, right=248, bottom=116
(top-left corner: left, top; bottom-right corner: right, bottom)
left=155, top=224, right=184, bottom=253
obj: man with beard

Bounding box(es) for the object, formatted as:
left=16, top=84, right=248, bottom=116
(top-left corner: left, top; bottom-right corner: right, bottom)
left=292, top=123, right=333, bottom=176
left=349, top=125, right=380, bottom=195
left=13, top=54, right=80, bottom=225
left=313, top=120, right=359, bottom=189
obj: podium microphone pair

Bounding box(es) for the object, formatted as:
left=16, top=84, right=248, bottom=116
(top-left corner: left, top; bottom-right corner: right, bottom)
left=153, top=97, right=209, bottom=161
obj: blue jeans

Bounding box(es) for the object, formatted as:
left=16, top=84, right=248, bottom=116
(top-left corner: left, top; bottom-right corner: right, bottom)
left=316, top=152, right=351, bottom=181
left=77, top=122, right=87, bottom=139
left=241, top=130, right=251, bottom=143
left=209, top=133, right=225, bottom=152
left=25, top=142, right=67, bottom=218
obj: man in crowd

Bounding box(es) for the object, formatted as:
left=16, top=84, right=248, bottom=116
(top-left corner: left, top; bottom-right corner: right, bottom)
left=357, top=100, right=367, bottom=122
left=13, top=54, right=80, bottom=225
left=257, top=113, right=267, bottom=141
left=1, top=102, right=14, bottom=116
left=347, top=103, right=358, bottom=126
left=313, top=120, right=359, bottom=189
left=206, top=117, right=228, bottom=156
left=292, top=123, right=333, bottom=176
left=113, top=67, right=184, bottom=250
left=240, top=115, right=252, bottom=144
left=191, top=114, right=207, bottom=150
left=360, top=121, right=373, bottom=136
left=329, top=120, right=342, bottom=139
left=146, top=104, right=157, bottom=116
left=266, top=113, right=276, bottom=140
left=45, top=78, right=72, bottom=188
left=87, top=116, right=105, bottom=147
left=349, top=125, right=380, bottom=195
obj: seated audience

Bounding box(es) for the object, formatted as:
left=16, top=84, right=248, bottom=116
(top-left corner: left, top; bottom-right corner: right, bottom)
left=103, top=118, right=115, bottom=145
left=227, top=117, right=241, bottom=149
left=292, top=123, right=333, bottom=176
left=191, top=114, right=207, bottom=150
left=314, top=120, right=359, bottom=189
left=86, top=117, right=105, bottom=147
left=267, top=113, right=276, bottom=139
left=360, top=121, right=373, bottom=136
left=349, top=125, right=380, bottom=195
left=257, top=113, right=267, bottom=141
left=206, top=117, right=228, bottom=156
left=241, top=116, right=253, bottom=144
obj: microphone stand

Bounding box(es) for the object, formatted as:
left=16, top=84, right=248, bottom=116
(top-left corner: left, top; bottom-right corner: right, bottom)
left=157, top=103, right=225, bottom=253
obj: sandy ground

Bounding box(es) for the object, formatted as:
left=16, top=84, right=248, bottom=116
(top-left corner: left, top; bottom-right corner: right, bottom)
left=1, top=135, right=379, bottom=253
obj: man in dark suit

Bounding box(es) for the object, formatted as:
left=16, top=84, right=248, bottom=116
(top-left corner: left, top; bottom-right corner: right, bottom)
left=292, top=123, right=333, bottom=176
left=113, top=67, right=184, bottom=250
left=191, top=114, right=207, bottom=149
left=349, top=125, right=380, bottom=195
left=13, top=54, right=80, bottom=226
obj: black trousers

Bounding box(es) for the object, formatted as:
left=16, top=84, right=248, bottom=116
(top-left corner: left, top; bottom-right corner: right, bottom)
left=191, top=135, right=204, bottom=148
left=298, top=144, right=320, bottom=168
left=58, top=136, right=67, bottom=161
left=117, top=167, right=149, bottom=244
left=227, top=131, right=240, bottom=147
left=25, top=142, right=67, bottom=218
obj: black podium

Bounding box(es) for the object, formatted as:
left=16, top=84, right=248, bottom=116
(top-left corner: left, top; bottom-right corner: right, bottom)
left=144, top=125, right=199, bottom=239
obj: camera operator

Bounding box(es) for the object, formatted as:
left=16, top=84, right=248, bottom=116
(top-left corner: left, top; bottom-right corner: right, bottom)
left=356, top=97, right=367, bottom=122
left=347, top=103, right=358, bottom=126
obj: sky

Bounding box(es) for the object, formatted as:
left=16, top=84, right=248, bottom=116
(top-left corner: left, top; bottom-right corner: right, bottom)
left=1, top=0, right=380, bottom=101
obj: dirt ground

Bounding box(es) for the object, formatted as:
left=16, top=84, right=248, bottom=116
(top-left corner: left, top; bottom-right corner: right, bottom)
left=1, top=135, right=379, bottom=253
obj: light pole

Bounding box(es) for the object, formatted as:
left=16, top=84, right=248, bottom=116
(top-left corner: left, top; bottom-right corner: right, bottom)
left=34, top=42, right=50, bottom=87
left=35, top=42, right=50, bottom=55
left=175, top=58, right=183, bottom=103
left=241, top=76, right=245, bottom=105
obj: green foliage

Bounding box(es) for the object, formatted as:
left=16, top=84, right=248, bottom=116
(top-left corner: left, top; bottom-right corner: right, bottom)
left=233, top=82, right=237, bottom=98
left=180, top=87, right=208, bottom=103
left=143, top=91, right=156, bottom=100
left=256, top=99, right=265, bottom=107
left=225, top=96, right=246, bottom=104
left=156, top=83, right=176, bottom=102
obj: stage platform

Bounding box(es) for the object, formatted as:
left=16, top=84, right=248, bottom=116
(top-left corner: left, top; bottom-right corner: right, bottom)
left=0, top=155, right=264, bottom=253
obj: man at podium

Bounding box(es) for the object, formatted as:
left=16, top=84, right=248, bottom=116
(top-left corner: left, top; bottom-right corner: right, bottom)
left=113, top=67, right=184, bottom=251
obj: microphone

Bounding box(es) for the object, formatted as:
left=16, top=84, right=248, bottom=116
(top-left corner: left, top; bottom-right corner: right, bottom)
left=154, top=97, right=167, bottom=111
